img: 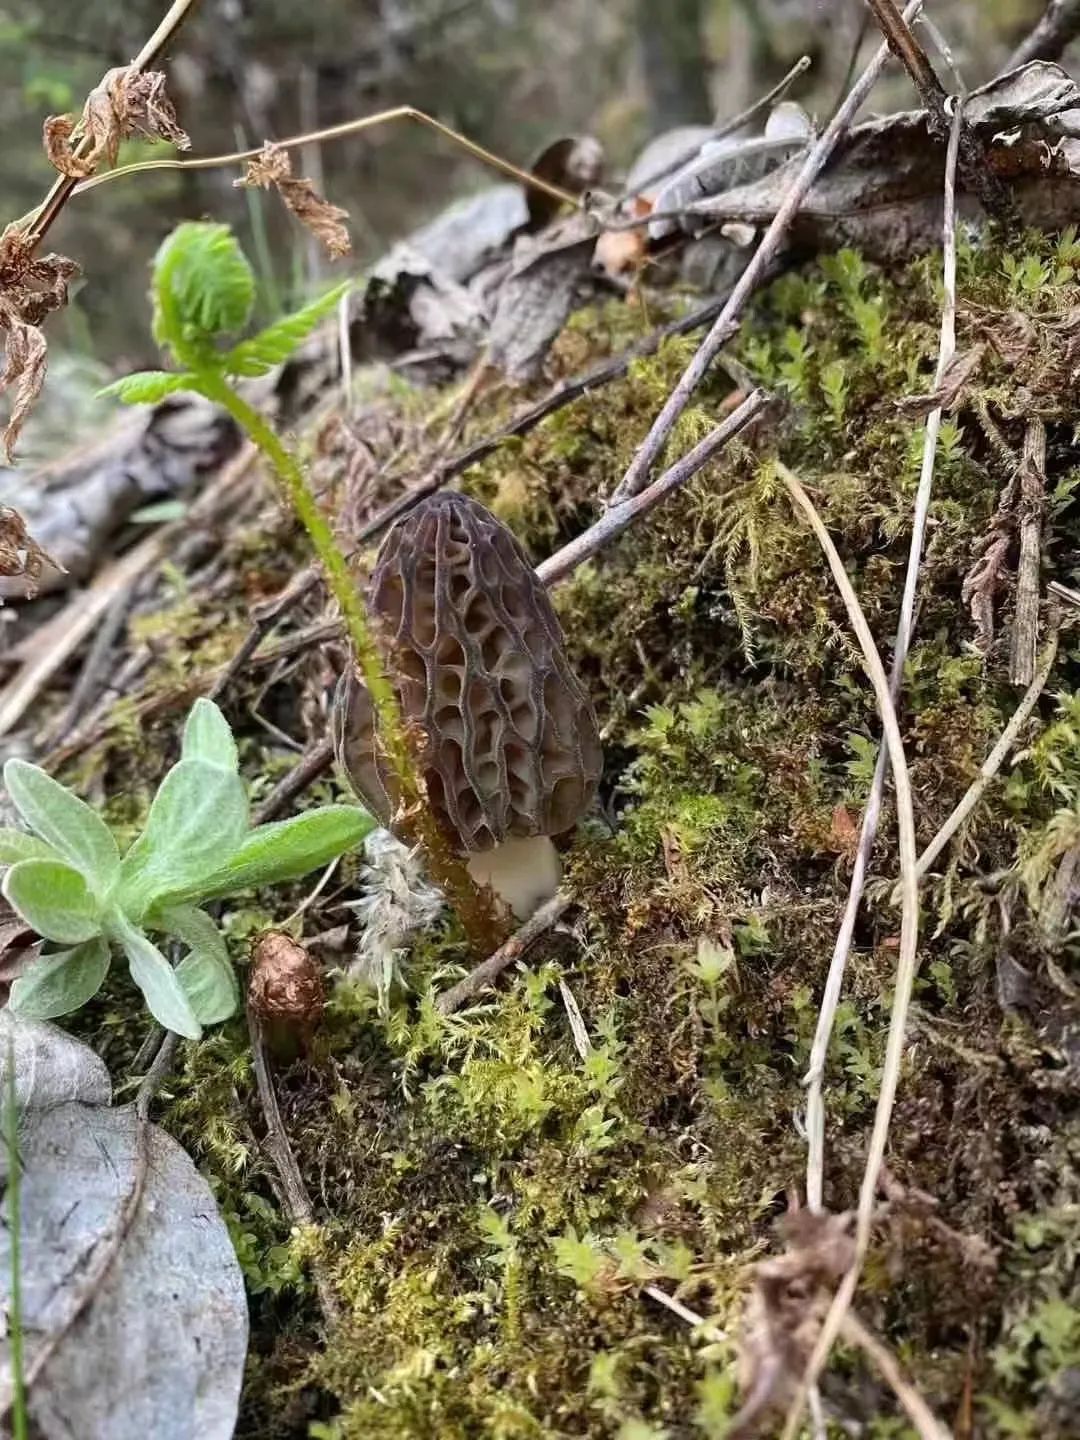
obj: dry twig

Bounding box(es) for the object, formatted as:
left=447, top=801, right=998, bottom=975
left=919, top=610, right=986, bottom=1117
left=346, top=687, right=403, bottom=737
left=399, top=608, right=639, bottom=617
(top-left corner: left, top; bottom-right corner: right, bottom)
left=862, top=0, right=1017, bottom=227
left=73, top=105, right=580, bottom=213
left=247, top=1006, right=340, bottom=1324
left=536, top=390, right=769, bottom=586
left=1008, top=0, right=1080, bottom=67
left=916, top=622, right=1060, bottom=880
left=774, top=462, right=919, bottom=1438
left=803, top=97, right=963, bottom=1214
left=435, top=889, right=573, bottom=1015
left=252, top=737, right=335, bottom=826
left=841, top=1310, right=952, bottom=1440
left=354, top=288, right=743, bottom=548
left=1009, top=418, right=1046, bottom=686
left=606, top=0, right=924, bottom=509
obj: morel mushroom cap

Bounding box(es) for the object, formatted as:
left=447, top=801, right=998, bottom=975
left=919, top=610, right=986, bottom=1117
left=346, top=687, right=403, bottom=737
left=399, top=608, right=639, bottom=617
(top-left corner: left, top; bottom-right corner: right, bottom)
left=333, top=492, right=602, bottom=855
left=248, top=931, right=324, bottom=1057
left=249, top=931, right=324, bottom=1026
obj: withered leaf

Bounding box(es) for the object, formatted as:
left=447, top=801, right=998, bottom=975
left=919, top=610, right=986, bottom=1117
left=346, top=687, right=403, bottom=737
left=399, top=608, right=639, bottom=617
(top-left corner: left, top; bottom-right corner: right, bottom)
left=43, top=115, right=85, bottom=179
left=963, top=531, right=1011, bottom=653
left=0, top=505, right=60, bottom=594
left=236, top=143, right=351, bottom=259
left=44, top=66, right=189, bottom=179
left=0, top=314, right=46, bottom=462
left=728, top=1209, right=854, bottom=1440
left=487, top=210, right=598, bottom=381
left=986, top=307, right=1039, bottom=366
left=0, top=223, right=80, bottom=460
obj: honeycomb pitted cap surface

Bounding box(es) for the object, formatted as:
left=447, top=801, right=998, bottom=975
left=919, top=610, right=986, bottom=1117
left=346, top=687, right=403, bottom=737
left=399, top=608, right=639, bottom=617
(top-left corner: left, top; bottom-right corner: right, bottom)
left=335, top=491, right=602, bottom=852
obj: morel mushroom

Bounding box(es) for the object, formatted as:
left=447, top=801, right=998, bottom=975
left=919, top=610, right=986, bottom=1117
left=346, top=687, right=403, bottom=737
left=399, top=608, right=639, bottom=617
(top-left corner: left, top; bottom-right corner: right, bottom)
left=248, top=930, right=324, bottom=1058
left=332, top=491, right=601, bottom=918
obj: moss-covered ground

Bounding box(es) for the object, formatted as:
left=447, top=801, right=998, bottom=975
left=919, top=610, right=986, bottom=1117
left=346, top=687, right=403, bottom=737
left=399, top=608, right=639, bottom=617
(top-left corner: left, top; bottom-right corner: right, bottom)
left=73, top=229, right=1080, bottom=1437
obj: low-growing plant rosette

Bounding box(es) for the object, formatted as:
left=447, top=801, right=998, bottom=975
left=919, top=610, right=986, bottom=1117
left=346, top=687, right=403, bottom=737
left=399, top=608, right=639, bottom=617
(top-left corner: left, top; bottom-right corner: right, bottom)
left=0, top=698, right=373, bottom=1038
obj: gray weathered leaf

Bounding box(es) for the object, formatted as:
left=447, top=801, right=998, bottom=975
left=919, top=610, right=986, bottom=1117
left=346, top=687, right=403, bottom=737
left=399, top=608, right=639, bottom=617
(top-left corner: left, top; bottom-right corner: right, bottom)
left=0, top=1018, right=247, bottom=1440
left=0, top=1008, right=110, bottom=1110
left=692, top=62, right=1080, bottom=262
left=487, top=211, right=598, bottom=382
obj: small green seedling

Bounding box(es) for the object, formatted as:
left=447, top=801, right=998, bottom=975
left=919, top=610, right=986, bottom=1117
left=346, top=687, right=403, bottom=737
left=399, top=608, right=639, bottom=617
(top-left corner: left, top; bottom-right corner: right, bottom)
left=1, top=699, right=373, bottom=1039
left=99, top=219, right=498, bottom=951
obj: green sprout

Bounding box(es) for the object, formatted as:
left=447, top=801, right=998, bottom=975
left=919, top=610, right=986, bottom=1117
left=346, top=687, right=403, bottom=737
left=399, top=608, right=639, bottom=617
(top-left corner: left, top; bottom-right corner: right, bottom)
left=99, top=221, right=407, bottom=790
left=101, top=220, right=497, bottom=952
left=1, top=698, right=373, bottom=1038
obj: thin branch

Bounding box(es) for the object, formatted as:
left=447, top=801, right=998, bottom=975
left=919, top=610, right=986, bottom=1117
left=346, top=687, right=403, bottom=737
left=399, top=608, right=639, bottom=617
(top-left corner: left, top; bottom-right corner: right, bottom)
left=1009, top=418, right=1046, bottom=687
left=135, top=1028, right=180, bottom=1119
left=619, top=54, right=812, bottom=200
left=864, top=0, right=945, bottom=103
left=862, top=0, right=1017, bottom=226
left=606, top=0, right=924, bottom=510
left=774, top=462, right=919, bottom=1439
left=72, top=105, right=579, bottom=211
left=435, top=889, right=573, bottom=1015
left=803, top=97, right=963, bottom=1214
left=642, top=1284, right=728, bottom=1342
left=246, top=1006, right=340, bottom=1324
left=536, top=390, right=769, bottom=586
left=252, top=736, right=334, bottom=826
left=24, top=0, right=202, bottom=249
left=841, top=1310, right=952, bottom=1440
left=1007, top=0, right=1080, bottom=67
left=353, top=288, right=742, bottom=548
left=916, top=623, right=1059, bottom=880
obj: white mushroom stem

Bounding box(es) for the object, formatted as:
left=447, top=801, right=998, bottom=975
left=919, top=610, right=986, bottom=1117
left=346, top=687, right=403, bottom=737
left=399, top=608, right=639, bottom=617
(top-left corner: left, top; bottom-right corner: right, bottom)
left=466, top=835, right=562, bottom=921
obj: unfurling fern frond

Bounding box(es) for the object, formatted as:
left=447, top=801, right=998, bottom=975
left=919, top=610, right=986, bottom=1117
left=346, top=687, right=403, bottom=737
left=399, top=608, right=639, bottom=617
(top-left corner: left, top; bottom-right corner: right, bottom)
left=225, top=280, right=351, bottom=377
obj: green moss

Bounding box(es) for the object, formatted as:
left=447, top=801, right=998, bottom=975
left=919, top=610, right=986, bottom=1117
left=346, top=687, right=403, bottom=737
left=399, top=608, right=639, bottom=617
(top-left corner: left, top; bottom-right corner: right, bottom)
left=59, top=231, right=1078, bottom=1435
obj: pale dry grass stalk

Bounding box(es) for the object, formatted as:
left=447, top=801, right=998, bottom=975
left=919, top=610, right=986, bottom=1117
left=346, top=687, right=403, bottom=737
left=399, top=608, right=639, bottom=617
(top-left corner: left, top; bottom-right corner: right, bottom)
left=774, top=462, right=920, bottom=1439
left=72, top=106, right=579, bottom=211
left=803, top=95, right=963, bottom=1213
left=916, top=623, right=1060, bottom=881
left=842, top=1311, right=952, bottom=1440
left=605, top=0, right=924, bottom=508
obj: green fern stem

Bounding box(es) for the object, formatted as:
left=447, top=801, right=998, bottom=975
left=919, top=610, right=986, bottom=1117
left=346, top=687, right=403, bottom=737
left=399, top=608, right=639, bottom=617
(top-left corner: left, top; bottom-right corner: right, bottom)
left=202, top=379, right=504, bottom=953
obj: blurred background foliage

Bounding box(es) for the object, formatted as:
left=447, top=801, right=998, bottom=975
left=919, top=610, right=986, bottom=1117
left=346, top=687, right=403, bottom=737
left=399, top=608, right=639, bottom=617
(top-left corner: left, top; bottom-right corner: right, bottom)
left=0, top=0, right=1056, bottom=372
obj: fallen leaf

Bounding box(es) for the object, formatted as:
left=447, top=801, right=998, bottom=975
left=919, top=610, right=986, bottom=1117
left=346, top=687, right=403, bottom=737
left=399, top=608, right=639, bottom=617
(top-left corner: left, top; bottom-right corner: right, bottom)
left=487, top=210, right=598, bottom=381
left=0, top=1014, right=248, bottom=1439
left=236, top=142, right=351, bottom=259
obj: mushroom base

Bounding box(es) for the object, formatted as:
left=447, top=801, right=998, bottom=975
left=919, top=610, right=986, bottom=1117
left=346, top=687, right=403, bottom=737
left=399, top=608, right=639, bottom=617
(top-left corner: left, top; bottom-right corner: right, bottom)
left=465, top=834, right=562, bottom=921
